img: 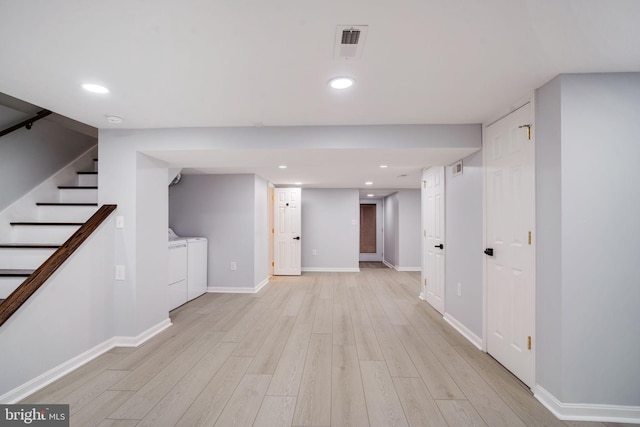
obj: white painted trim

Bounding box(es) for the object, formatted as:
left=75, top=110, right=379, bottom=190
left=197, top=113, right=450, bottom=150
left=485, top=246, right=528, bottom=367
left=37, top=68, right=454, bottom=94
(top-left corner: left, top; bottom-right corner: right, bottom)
left=397, top=266, right=421, bottom=272
left=207, top=278, right=269, bottom=294
left=382, top=259, right=398, bottom=270
left=534, top=385, right=640, bottom=424
left=301, top=267, right=360, bottom=272
left=111, top=318, right=172, bottom=347
left=443, top=312, right=483, bottom=350
left=0, top=318, right=171, bottom=404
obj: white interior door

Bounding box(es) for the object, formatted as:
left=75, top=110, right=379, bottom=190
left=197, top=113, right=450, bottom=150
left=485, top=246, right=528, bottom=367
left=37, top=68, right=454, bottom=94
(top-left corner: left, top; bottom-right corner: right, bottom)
left=485, top=103, right=535, bottom=388
left=422, top=167, right=445, bottom=314
left=274, top=187, right=302, bottom=275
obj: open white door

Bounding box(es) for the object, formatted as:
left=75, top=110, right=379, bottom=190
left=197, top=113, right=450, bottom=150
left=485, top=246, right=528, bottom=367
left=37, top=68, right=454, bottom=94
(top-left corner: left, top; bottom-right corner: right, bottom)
left=485, top=103, right=535, bottom=388
left=274, top=187, right=302, bottom=275
left=422, top=167, right=445, bottom=314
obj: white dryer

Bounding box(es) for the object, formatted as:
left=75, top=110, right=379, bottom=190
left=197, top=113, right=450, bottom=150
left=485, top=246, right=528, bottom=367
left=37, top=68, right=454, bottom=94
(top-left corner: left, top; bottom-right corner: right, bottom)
left=186, top=237, right=208, bottom=299
left=168, top=237, right=188, bottom=311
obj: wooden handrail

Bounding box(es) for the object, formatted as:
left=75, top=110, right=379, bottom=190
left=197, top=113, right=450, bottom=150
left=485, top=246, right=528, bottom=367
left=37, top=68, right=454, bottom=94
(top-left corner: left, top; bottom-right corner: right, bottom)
left=0, top=204, right=117, bottom=327
left=0, top=109, right=52, bottom=139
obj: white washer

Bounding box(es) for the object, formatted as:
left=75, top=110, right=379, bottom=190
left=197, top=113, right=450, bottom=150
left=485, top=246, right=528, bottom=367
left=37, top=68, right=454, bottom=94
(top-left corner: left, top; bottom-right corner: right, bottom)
left=186, top=237, right=208, bottom=299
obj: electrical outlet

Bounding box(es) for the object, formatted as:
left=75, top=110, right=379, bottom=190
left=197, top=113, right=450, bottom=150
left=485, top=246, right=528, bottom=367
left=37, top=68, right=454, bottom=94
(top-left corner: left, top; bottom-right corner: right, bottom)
left=312, top=249, right=317, bottom=256
left=230, top=261, right=237, bottom=271
left=457, top=282, right=462, bottom=297
left=116, top=215, right=125, bottom=228
left=115, top=265, right=125, bottom=281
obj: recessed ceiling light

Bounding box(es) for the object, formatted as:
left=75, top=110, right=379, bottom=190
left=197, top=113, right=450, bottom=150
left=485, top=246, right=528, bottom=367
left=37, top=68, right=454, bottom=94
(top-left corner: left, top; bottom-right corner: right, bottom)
left=380, top=165, right=388, bottom=168
left=294, top=182, right=302, bottom=185
left=106, top=115, right=123, bottom=124
left=328, top=77, right=355, bottom=89
left=82, top=83, right=109, bottom=94
left=279, top=165, right=287, bottom=169
left=365, top=181, right=373, bottom=185
left=367, top=194, right=374, bottom=197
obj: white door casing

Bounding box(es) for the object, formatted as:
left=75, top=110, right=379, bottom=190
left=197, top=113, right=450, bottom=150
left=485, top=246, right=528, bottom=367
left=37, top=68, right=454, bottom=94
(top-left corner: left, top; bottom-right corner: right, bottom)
left=422, top=166, right=445, bottom=314
left=484, top=102, right=535, bottom=388
left=274, top=187, right=302, bottom=275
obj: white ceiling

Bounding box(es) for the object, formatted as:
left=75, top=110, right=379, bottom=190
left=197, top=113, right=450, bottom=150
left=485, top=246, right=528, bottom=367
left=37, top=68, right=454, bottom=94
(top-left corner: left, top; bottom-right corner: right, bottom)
left=1, top=0, right=638, bottom=191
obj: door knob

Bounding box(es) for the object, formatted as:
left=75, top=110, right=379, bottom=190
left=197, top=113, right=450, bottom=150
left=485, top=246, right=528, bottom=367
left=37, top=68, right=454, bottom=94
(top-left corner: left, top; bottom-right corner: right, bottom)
left=484, top=248, right=494, bottom=256
left=434, top=244, right=443, bottom=249
left=293, top=236, right=300, bottom=240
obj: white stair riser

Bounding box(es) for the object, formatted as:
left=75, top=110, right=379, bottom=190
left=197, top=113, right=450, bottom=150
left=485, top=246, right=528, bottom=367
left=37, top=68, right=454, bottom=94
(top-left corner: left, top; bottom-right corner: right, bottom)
left=38, top=205, right=97, bottom=222
left=0, top=277, right=25, bottom=299
left=59, top=189, right=97, bottom=203
left=78, top=174, right=98, bottom=186
left=0, top=248, right=55, bottom=269
left=12, top=225, right=80, bottom=244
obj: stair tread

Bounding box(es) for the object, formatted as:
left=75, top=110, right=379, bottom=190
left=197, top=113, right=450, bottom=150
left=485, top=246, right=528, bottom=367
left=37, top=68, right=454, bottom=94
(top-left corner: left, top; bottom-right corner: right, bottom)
left=10, top=222, right=83, bottom=226
left=0, top=243, right=61, bottom=248
left=0, top=269, right=34, bottom=277
left=57, top=186, right=98, bottom=189
left=36, top=202, right=98, bottom=206
left=77, top=171, right=98, bottom=175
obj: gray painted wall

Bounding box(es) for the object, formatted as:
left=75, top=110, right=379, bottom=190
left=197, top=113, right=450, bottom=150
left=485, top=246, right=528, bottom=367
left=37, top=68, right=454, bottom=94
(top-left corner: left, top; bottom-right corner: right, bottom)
left=383, top=193, right=400, bottom=267
left=536, top=73, right=640, bottom=406
left=169, top=174, right=257, bottom=289
left=301, top=189, right=359, bottom=270
left=398, top=190, right=421, bottom=268
left=444, top=150, right=483, bottom=338
left=535, top=75, right=563, bottom=398
left=359, top=199, right=383, bottom=262
left=254, top=176, right=269, bottom=286
left=0, top=105, right=96, bottom=211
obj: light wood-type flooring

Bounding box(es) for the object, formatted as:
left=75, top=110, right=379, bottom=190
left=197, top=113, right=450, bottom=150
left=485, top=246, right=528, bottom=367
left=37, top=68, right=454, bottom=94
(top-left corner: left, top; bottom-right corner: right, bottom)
left=22, top=269, right=635, bottom=426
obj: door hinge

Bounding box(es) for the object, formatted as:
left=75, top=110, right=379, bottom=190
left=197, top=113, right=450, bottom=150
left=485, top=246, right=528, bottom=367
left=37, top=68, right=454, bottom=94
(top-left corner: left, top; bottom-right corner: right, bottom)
left=528, top=231, right=532, bottom=245
left=424, top=229, right=426, bottom=238
left=424, top=278, right=427, bottom=287
left=423, top=181, right=426, bottom=189
left=272, top=228, right=275, bottom=234
left=272, top=195, right=275, bottom=201
left=272, top=261, right=275, bottom=267
left=519, top=124, right=532, bottom=140
left=527, top=336, right=532, bottom=350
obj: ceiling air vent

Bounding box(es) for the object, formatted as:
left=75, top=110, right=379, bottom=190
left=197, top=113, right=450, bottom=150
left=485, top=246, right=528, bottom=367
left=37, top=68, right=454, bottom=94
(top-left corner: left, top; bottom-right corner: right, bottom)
left=334, top=25, right=368, bottom=60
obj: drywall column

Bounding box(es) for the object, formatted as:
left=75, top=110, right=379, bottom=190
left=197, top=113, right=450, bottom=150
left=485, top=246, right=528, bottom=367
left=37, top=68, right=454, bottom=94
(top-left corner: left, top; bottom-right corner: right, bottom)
left=536, top=73, right=640, bottom=407
left=383, top=192, right=400, bottom=267
left=398, top=189, right=421, bottom=269
left=99, top=139, right=170, bottom=337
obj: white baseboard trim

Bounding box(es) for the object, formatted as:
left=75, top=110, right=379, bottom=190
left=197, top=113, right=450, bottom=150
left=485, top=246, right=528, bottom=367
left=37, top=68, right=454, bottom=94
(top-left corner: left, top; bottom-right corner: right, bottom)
left=397, top=266, right=421, bottom=272
left=208, top=278, right=270, bottom=294
left=0, top=318, right=172, bottom=404
left=382, top=260, right=398, bottom=270
left=301, top=268, right=360, bottom=272
left=112, top=318, right=173, bottom=347
left=534, top=385, right=640, bottom=424
left=418, top=292, right=426, bottom=301
left=443, top=312, right=483, bottom=350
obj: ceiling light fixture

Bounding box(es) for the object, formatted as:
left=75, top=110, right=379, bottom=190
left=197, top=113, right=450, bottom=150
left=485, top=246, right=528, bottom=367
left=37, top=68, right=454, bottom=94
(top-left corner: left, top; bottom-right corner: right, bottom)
left=365, top=181, right=373, bottom=185
left=279, top=165, right=287, bottom=169
left=367, top=194, right=374, bottom=197
left=380, top=165, right=388, bottom=168
left=82, top=83, right=109, bottom=94
left=295, top=182, right=302, bottom=185
left=106, top=115, right=123, bottom=124
left=328, top=77, right=355, bottom=89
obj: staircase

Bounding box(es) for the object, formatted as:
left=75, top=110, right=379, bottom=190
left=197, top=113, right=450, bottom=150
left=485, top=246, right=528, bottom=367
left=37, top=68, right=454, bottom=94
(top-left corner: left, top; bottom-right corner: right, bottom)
left=0, top=158, right=99, bottom=301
